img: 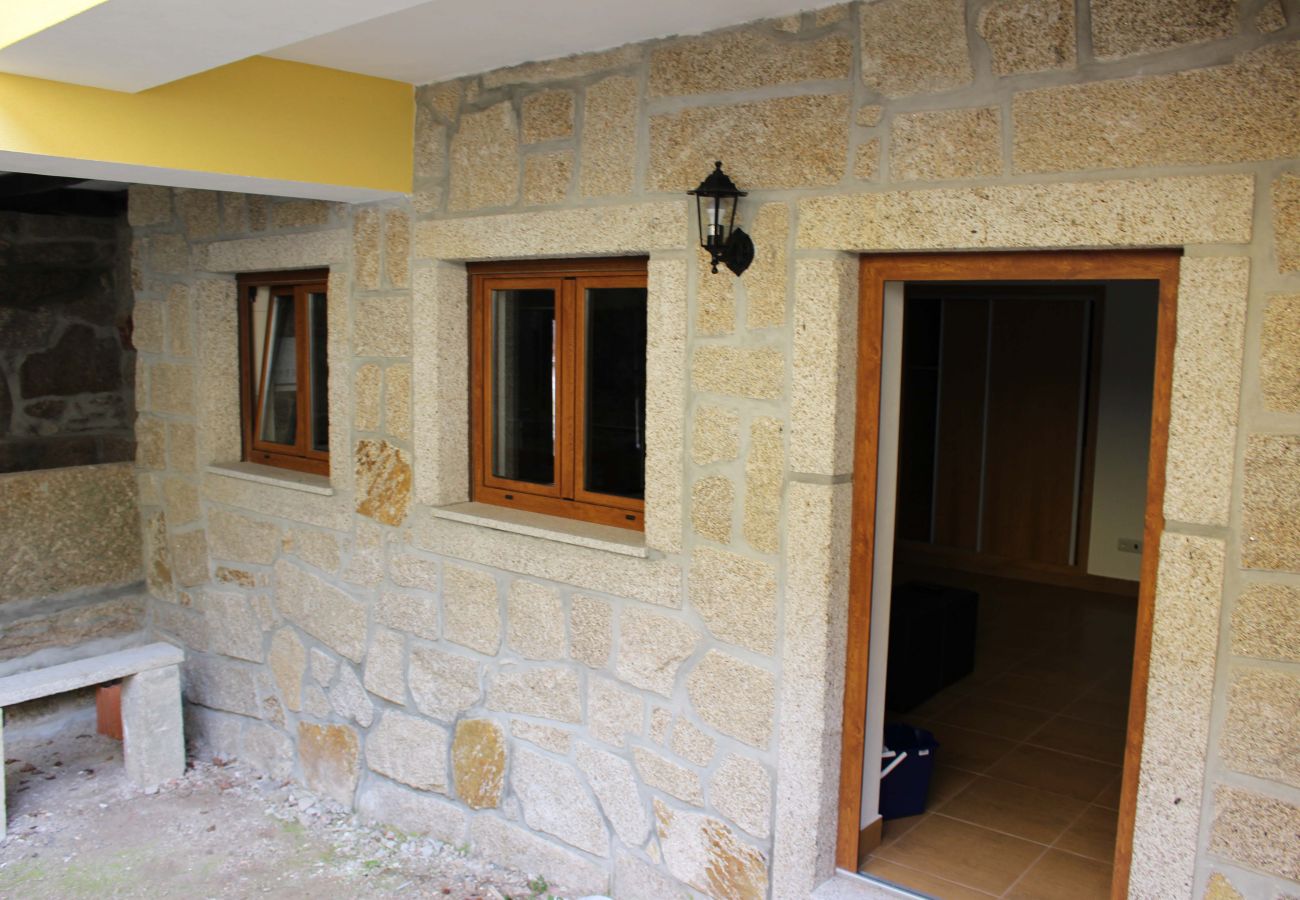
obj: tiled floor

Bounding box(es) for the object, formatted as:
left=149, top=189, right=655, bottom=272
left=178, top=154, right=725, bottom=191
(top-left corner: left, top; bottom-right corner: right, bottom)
left=860, top=571, right=1136, bottom=899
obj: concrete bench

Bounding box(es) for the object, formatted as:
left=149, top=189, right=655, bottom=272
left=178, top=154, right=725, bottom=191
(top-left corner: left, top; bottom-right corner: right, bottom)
left=0, top=642, right=185, bottom=839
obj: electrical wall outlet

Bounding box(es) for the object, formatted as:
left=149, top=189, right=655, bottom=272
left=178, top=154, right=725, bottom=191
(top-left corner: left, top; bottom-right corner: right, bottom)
left=1117, top=538, right=1143, bottom=554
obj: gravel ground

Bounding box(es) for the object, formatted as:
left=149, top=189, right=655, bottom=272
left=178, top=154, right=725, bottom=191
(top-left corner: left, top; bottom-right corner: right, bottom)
left=0, top=728, right=580, bottom=899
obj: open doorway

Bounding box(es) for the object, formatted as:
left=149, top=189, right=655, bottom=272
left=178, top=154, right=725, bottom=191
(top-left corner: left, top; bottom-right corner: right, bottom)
left=836, top=252, right=1180, bottom=900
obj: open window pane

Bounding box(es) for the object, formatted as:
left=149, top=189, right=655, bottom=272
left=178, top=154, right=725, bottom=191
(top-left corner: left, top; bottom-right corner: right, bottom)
left=258, top=292, right=298, bottom=446
left=584, top=286, right=647, bottom=499
left=308, top=290, right=329, bottom=453
left=491, top=288, right=556, bottom=485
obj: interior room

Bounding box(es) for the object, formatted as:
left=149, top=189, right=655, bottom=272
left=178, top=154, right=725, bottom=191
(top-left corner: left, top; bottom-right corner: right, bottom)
left=858, top=281, right=1159, bottom=899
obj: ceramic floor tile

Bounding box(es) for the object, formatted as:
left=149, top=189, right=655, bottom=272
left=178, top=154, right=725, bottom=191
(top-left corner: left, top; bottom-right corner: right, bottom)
left=1055, top=804, right=1119, bottom=862
left=986, top=745, right=1120, bottom=803
left=980, top=673, right=1087, bottom=713
left=1059, top=696, right=1130, bottom=730
left=1027, top=716, right=1127, bottom=766
left=929, top=764, right=978, bottom=807
left=932, top=696, right=1054, bottom=742
left=916, top=719, right=1018, bottom=774
left=1007, top=849, right=1113, bottom=899
left=878, top=812, right=927, bottom=850
left=939, top=775, right=1089, bottom=844
left=860, top=856, right=998, bottom=900
left=1093, top=774, right=1123, bottom=810
left=876, top=814, right=1046, bottom=895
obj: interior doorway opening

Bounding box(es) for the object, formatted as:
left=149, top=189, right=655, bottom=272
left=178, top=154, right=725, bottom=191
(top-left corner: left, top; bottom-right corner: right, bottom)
left=836, top=252, right=1181, bottom=900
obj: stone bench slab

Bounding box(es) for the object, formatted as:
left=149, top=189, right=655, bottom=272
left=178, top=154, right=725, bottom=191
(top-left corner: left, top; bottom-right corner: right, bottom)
left=0, top=642, right=183, bottom=707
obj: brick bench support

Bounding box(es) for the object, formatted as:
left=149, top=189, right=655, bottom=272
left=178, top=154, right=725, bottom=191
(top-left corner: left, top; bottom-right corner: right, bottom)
left=0, top=642, right=185, bottom=839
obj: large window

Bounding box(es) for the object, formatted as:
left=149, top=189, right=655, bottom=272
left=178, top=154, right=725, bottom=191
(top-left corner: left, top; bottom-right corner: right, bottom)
left=470, top=258, right=648, bottom=530
left=237, top=269, right=329, bottom=475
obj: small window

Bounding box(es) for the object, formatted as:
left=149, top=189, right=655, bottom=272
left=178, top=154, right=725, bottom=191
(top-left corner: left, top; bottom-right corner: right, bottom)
left=237, top=269, right=330, bottom=475
left=470, top=258, right=648, bottom=530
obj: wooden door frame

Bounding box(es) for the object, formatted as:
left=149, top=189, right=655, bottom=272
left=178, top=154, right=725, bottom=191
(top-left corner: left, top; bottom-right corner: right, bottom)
left=835, top=250, right=1181, bottom=900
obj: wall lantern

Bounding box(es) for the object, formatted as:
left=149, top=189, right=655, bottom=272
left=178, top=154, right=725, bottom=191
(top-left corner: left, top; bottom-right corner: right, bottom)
left=688, top=161, right=754, bottom=276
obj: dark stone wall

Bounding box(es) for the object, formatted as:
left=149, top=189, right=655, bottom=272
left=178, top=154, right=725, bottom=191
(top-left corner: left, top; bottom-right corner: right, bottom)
left=0, top=211, right=135, bottom=472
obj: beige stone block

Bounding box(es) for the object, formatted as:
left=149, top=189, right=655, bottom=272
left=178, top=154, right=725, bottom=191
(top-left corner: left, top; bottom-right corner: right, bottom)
left=482, top=44, right=642, bottom=89
left=193, top=277, right=242, bottom=465
left=384, top=208, right=410, bottom=289
left=414, top=201, right=687, bottom=260
left=390, top=551, right=439, bottom=593
left=687, top=651, right=774, bottom=749
left=857, top=105, right=883, bottom=127
left=182, top=654, right=267, bottom=716
left=746, top=203, right=789, bottom=329
left=522, top=90, right=574, bottom=143
left=791, top=257, right=857, bottom=477
left=469, top=816, right=609, bottom=897
left=523, top=151, right=573, bottom=206
left=743, top=417, right=784, bottom=554
left=1260, top=294, right=1300, bottom=412
left=285, top=528, right=341, bottom=573
left=1233, top=583, right=1300, bottom=662
left=978, top=0, right=1076, bottom=75
left=148, top=233, right=190, bottom=275
left=691, top=476, right=734, bottom=543
left=143, top=510, right=172, bottom=599
left=589, top=675, right=644, bottom=747
left=246, top=194, right=268, bottom=231
left=486, top=666, right=581, bottom=722
left=219, top=194, right=246, bottom=233
left=424, top=80, right=463, bottom=120
left=1092, top=0, right=1237, bottom=59
left=650, top=706, right=671, bottom=743
left=269, top=627, right=306, bottom=712
left=204, top=471, right=349, bottom=532
left=343, top=518, right=385, bottom=586
left=274, top=559, right=367, bottom=662
left=1015, top=45, right=1300, bottom=173
left=1257, top=0, right=1287, bottom=31
left=298, top=722, right=359, bottom=805
left=1163, top=257, right=1248, bottom=527
left=633, top=747, right=703, bottom=806
left=655, top=799, right=768, bottom=900
left=452, top=719, right=506, bottom=809
left=328, top=664, right=373, bottom=727
left=363, top=627, right=407, bottom=704
left=511, top=720, right=572, bottom=753
left=696, top=247, right=737, bottom=335
left=513, top=746, right=608, bottom=856
left=0, top=591, right=142, bottom=663
left=672, top=717, right=716, bottom=767
left=618, top=608, right=700, bottom=695
left=150, top=362, right=194, bottom=415
left=1273, top=174, right=1300, bottom=273
left=203, top=230, right=345, bottom=273
left=353, top=207, right=381, bottom=291
left=449, top=102, right=520, bottom=212
left=580, top=75, right=638, bottom=197
left=797, top=174, right=1255, bottom=251
left=861, top=0, right=973, bottom=97
left=615, top=851, right=692, bottom=900
left=132, top=301, right=165, bottom=355
left=376, top=590, right=439, bottom=642
left=129, top=185, right=172, bottom=227
left=366, top=710, right=449, bottom=793
left=166, top=286, right=194, bottom=356
left=354, top=364, right=382, bottom=431
left=163, top=476, right=200, bottom=527
left=506, top=579, right=565, bottom=660
left=271, top=199, right=330, bottom=229
left=691, top=345, right=784, bottom=399
left=1208, top=786, right=1300, bottom=882
left=443, top=563, right=500, bottom=654
left=1221, top=666, right=1300, bottom=788
left=891, top=107, right=1002, bottom=182
left=309, top=648, right=337, bottom=686
left=208, top=507, right=279, bottom=565
left=569, top=594, right=612, bottom=668
left=645, top=256, right=689, bottom=555
left=409, top=644, right=480, bottom=721
left=1243, top=434, right=1300, bottom=571
left=357, top=779, right=467, bottom=845
left=412, top=263, right=470, bottom=508
left=384, top=363, right=412, bottom=441
left=689, top=547, right=778, bottom=655
left=413, top=109, right=447, bottom=184
left=691, top=404, right=740, bottom=466
left=650, top=27, right=850, bottom=96
left=650, top=94, right=848, bottom=191
left=167, top=422, right=197, bottom=474
left=171, top=528, right=209, bottom=588
left=1203, top=872, right=1246, bottom=900
left=710, top=753, right=772, bottom=839
left=576, top=743, right=650, bottom=846
left=354, top=294, right=411, bottom=358
left=355, top=438, right=412, bottom=527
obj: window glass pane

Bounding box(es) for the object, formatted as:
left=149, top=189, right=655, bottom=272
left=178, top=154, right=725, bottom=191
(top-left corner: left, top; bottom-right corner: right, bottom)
left=258, top=292, right=298, bottom=446
left=492, top=288, right=555, bottom=485
left=584, top=286, right=647, bottom=499
left=308, top=291, right=329, bottom=453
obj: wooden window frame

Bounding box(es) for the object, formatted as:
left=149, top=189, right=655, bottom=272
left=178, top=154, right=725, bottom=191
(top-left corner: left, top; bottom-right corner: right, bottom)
left=469, top=257, right=648, bottom=531
left=237, top=268, right=330, bottom=476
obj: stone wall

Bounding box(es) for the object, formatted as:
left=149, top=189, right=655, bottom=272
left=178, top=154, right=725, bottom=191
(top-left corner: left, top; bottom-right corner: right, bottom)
left=129, top=3, right=1300, bottom=899
left=0, top=211, right=135, bottom=473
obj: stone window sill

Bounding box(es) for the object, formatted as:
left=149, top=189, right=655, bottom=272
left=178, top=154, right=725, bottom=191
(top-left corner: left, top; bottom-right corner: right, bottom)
left=429, top=501, right=649, bottom=558
left=205, top=461, right=334, bottom=496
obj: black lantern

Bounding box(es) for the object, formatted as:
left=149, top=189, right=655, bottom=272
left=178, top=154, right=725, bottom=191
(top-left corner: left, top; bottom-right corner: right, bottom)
left=688, top=161, right=755, bottom=276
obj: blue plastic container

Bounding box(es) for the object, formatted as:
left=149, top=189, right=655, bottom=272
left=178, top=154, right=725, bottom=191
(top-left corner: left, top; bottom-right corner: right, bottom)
left=879, top=723, right=939, bottom=820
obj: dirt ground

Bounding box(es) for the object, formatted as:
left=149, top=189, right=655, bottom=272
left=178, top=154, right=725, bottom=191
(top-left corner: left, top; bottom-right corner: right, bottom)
left=0, top=728, right=582, bottom=899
